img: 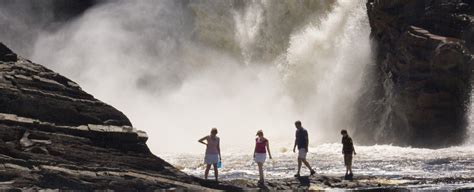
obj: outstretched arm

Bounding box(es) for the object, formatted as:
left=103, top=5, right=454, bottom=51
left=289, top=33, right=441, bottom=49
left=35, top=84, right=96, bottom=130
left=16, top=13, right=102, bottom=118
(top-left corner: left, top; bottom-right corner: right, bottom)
left=217, top=138, right=222, bottom=160
left=198, top=136, right=208, bottom=145
left=293, top=139, right=297, bottom=153
left=254, top=138, right=257, bottom=158
left=267, top=140, right=272, bottom=159
left=304, top=132, right=309, bottom=151
left=342, top=138, right=345, bottom=154
left=253, top=145, right=256, bottom=158
left=352, top=140, right=356, bottom=155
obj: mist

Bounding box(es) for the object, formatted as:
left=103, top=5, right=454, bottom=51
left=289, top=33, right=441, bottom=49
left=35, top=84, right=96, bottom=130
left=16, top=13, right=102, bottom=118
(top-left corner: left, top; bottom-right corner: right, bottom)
left=1, top=0, right=373, bottom=154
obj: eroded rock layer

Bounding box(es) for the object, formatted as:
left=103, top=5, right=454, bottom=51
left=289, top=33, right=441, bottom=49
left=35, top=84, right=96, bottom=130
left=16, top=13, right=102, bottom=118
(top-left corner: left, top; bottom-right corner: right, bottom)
left=356, top=0, right=474, bottom=147
left=0, top=43, right=213, bottom=190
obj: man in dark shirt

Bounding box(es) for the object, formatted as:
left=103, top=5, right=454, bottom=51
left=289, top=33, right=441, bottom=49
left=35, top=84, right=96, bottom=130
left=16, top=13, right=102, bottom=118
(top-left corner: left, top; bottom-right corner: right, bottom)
left=341, top=129, right=356, bottom=179
left=292, top=120, right=316, bottom=177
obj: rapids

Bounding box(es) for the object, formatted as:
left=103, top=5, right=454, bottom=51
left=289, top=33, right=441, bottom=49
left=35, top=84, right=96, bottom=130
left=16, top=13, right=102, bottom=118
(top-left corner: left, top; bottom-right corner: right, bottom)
left=163, top=144, right=474, bottom=188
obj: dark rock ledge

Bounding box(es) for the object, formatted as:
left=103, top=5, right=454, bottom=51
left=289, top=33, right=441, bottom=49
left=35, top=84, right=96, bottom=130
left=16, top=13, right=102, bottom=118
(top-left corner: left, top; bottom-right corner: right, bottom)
left=0, top=42, right=245, bottom=191
left=0, top=43, right=131, bottom=127
left=220, top=175, right=474, bottom=191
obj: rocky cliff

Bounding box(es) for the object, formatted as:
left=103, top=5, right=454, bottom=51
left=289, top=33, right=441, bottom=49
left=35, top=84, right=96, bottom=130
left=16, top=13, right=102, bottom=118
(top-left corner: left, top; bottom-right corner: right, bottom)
left=0, top=0, right=97, bottom=56
left=356, top=0, right=474, bottom=147
left=0, top=43, right=234, bottom=190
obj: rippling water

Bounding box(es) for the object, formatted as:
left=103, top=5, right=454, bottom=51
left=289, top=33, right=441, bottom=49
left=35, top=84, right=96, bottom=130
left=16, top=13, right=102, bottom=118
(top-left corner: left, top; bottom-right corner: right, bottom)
left=161, top=144, right=474, bottom=182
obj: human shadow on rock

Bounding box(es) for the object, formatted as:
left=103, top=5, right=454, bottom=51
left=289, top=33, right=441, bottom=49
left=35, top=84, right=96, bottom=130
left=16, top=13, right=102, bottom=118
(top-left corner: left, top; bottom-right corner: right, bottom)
left=297, top=176, right=311, bottom=187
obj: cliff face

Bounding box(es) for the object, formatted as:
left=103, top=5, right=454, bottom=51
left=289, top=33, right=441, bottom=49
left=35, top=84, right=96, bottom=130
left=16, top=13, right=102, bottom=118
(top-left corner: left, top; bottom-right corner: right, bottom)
left=356, top=0, right=474, bottom=147
left=0, top=0, right=97, bottom=57
left=0, top=44, right=131, bottom=127
left=0, top=43, right=214, bottom=190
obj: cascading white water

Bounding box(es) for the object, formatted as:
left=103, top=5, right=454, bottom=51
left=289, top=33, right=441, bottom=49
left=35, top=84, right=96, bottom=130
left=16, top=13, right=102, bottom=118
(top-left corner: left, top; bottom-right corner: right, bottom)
left=467, top=88, right=474, bottom=145
left=284, top=0, right=372, bottom=141
left=2, top=1, right=474, bottom=186
left=233, top=0, right=264, bottom=64
left=0, top=0, right=372, bottom=154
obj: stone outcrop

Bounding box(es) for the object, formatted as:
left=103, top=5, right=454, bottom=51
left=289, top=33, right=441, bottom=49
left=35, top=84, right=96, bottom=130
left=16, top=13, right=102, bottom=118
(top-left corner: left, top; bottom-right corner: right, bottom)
left=0, top=43, right=131, bottom=127
left=356, top=0, right=474, bottom=147
left=0, top=42, right=241, bottom=190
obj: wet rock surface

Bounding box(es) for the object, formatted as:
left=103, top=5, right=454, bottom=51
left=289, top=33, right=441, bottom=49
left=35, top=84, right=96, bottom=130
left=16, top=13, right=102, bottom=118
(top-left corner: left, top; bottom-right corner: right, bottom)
left=356, top=0, right=474, bottom=148
left=219, top=175, right=474, bottom=191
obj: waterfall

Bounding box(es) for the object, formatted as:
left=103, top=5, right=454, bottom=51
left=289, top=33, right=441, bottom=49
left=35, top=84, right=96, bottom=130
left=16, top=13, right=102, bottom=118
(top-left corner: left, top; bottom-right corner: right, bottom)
left=0, top=0, right=372, bottom=154
left=284, top=0, right=372, bottom=141
left=467, top=88, right=474, bottom=145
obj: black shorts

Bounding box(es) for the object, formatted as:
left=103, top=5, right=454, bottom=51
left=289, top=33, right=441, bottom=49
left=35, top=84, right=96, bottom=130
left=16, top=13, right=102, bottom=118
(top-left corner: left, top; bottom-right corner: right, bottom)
left=344, top=154, right=353, bottom=166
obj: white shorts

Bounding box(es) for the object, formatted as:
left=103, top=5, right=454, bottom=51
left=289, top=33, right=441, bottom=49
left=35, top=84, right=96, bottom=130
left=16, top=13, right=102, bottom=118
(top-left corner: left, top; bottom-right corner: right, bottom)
left=298, top=149, right=307, bottom=159
left=204, top=154, right=219, bottom=164
left=254, top=153, right=266, bottom=163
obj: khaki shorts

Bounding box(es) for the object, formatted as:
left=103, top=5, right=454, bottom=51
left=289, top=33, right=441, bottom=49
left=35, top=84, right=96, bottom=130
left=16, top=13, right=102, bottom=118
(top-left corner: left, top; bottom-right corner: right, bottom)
left=254, top=153, right=266, bottom=163
left=204, top=154, right=219, bottom=164
left=344, top=154, right=353, bottom=166
left=298, top=148, right=307, bottom=159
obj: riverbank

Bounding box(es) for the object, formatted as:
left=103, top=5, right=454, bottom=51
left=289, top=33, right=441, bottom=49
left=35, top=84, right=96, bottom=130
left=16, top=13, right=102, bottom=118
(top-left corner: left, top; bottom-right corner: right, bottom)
left=201, top=174, right=474, bottom=191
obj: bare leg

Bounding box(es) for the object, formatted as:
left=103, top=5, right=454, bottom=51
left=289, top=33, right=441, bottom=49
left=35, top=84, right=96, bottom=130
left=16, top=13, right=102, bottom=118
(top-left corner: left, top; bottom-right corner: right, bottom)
left=213, top=163, right=219, bottom=181
left=348, top=164, right=353, bottom=175
left=205, top=164, right=211, bottom=180
left=297, top=158, right=302, bottom=175
left=302, top=159, right=313, bottom=171
left=257, top=162, right=264, bottom=182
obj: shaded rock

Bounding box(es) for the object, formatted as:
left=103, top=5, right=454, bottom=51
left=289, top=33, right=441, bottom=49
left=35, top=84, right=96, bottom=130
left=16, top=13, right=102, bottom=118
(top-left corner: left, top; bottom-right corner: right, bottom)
left=355, top=0, right=474, bottom=148
left=0, top=43, right=17, bottom=62
left=0, top=43, right=131, bottom=127
left=220, top=174, right=473, bottom=191
left=0, top=43, right=239, bottom=190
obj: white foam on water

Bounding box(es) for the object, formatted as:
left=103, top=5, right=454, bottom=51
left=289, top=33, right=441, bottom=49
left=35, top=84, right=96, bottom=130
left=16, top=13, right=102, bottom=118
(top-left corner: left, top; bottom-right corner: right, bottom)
left=0, top=1, right=472, bottom=188
left=163, top=144, right=474, bottom=181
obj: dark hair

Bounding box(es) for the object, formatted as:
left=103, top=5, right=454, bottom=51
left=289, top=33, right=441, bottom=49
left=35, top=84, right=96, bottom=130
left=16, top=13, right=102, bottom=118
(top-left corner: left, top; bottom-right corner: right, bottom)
left=341, top=129, right=348, bottom=134
left=295, top=120, right=301, bottom=125
left=211, top=128, right=218, bottom=134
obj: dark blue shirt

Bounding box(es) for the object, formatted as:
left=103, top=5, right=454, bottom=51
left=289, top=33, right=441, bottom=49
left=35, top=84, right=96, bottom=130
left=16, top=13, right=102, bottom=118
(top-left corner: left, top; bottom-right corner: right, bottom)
left=295, top=128, right=308, bottom=149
